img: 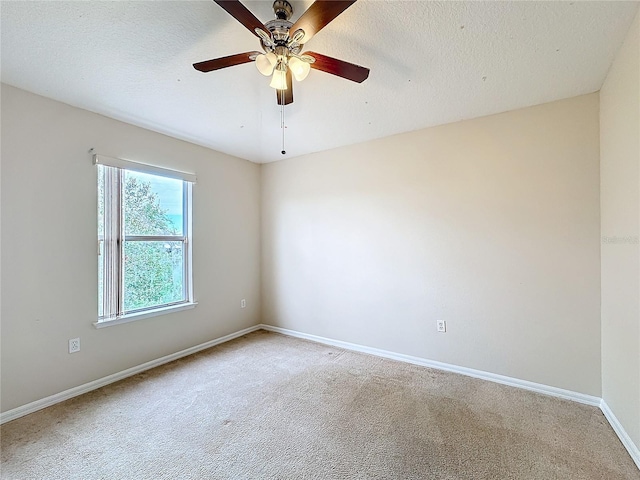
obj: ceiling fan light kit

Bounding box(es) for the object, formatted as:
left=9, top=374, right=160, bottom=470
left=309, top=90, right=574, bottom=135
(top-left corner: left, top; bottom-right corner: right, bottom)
left=255, top=51, right=277, bottom=76
left=270, top=66, right=289, bottom=90
left=288, top=56, right=311, bottom=82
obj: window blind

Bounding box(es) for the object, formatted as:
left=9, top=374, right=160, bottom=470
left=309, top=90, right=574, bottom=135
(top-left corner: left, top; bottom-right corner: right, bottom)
left=93, top=154, right=197, bottom=183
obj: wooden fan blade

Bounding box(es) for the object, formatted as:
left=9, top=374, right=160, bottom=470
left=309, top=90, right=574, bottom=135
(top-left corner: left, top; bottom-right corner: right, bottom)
left=305, top=51, right=369, bottom=83
left=290, top=1, right=356, bottom=43
left=193, top=51, right=261, bottom=72
left=213, top=0, right=268, bottom=37
left=276, top=69, right=294, bottom=105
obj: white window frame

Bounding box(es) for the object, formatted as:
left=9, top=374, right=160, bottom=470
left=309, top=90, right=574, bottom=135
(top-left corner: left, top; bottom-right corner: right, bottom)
left=94, top=154, right=196, bottom=328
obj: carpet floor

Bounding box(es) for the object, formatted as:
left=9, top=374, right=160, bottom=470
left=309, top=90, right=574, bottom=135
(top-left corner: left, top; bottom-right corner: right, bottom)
left=1, top=330, right=638, bottom=479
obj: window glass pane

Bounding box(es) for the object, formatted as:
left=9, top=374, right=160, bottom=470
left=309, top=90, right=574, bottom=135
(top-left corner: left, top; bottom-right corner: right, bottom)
left=123, top=171, right=183, bottom=236
left=123, top=240, right=184, bottom=312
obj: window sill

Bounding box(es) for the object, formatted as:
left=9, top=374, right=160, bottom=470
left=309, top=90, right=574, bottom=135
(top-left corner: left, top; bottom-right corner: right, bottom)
left=93, top=302, right=198, bottom=329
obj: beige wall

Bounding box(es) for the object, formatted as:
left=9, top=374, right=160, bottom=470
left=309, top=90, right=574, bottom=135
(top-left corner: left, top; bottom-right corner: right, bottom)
left=1, top=85, right=261, bottom=412
left=600, top=9, right=640, bottom=448
left=262, top=93, right=602, bottom=396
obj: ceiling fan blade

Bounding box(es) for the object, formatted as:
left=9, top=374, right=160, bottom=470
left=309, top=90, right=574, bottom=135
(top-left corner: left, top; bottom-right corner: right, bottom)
left=305, top=51, right=369, bottom=83
left=290, top=1, right=357, bottom=44
left=276, top=69, right=294, bottom=105
left=193, top=51, right=261, bottom=72
left=213, top=0, right=268, bottom=38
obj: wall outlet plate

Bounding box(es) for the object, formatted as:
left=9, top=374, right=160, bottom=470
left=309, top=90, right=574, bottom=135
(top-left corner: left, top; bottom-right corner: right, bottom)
left=436, top=320, right=446, bottom=333
left=241, top=299, right=246, bottom=308
left=69, top=338, right=80, bottom=353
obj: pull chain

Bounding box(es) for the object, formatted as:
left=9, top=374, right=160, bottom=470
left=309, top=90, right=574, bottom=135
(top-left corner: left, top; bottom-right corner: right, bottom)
left=280, top=90, right=286, bottom=155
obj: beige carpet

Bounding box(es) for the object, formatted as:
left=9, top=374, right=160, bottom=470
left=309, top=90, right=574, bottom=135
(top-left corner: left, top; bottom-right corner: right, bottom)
left=1, top=330, right=638, bottom=479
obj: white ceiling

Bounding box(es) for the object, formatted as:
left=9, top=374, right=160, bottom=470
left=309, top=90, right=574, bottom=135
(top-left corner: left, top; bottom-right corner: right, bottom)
left=2, top=1, right=638, bottom=163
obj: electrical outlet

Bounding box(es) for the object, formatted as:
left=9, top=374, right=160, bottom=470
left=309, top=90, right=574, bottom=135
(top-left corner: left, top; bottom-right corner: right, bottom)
left=436, top=320, right=446, bottom=333
left=241, top=299, right=246, bottom=308
left=69, top=338, right=80, bottom=353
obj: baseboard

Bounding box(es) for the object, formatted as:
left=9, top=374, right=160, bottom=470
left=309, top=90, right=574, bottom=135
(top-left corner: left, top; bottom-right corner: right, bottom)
left=0, top=325, right=262, bottom=424
left=258, top=324, right=601, bottom=407
left=600, top=399, right=640, bottom=470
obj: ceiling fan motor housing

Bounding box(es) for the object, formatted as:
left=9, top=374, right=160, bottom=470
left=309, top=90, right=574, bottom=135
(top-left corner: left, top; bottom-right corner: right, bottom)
left=265, top=0, right=299, bottom=53
left=265, top=19, right=294, bottom=44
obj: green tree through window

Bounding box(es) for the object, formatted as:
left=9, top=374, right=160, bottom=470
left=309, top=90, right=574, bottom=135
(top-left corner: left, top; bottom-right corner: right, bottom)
left=122, top=175, right=184, bottom=311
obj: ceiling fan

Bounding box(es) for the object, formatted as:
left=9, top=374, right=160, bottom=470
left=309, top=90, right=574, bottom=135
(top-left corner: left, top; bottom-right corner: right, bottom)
left=193, top=0, right=370, bottom=105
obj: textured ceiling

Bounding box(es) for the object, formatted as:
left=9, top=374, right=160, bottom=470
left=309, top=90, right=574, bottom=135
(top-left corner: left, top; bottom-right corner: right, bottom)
left=2, top=1, right=638, bottom=163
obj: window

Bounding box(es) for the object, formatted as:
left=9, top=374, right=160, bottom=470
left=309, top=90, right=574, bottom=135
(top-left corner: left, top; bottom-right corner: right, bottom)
left=96, top=155, right=195, bottom=326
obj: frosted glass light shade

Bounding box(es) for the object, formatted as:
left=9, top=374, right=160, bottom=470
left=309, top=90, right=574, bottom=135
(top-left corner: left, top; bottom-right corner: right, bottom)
left=289, top=57, right=310, bottom=81
left=255, top=52, right=277, bottom=76
left=270, top=68, right=288, bottom=90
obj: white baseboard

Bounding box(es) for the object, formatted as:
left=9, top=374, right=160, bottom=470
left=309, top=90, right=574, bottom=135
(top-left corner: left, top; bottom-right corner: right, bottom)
left=0, top=325, right=262, bottom=424
left=259, top=324, right=601, bottom=406
left=600, top=399, right=640, bottom=470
